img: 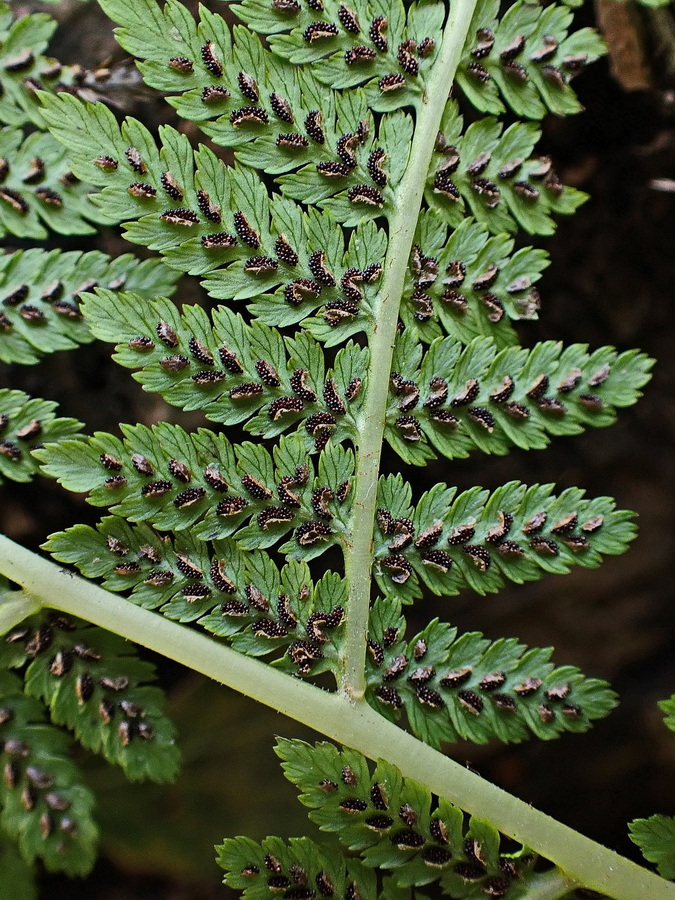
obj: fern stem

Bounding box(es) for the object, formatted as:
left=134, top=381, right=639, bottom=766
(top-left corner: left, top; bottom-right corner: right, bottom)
left=1, top=536, right=673, bottom=900
left=0, top=589, right=41, bottom=635
left=341, top=0, right=478, bottom=700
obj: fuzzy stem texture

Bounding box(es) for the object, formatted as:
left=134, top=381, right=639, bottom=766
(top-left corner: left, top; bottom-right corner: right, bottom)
left=341, top=0, right=478, bottom=699
left=0, top=536, right=673, bottom=900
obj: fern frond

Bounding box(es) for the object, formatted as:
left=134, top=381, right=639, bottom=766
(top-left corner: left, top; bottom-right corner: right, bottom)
left=629, top=815, right=675, bottom=880
left=0, top=127, right=108, bottom=239
left=273, top=738, right=535, bottom=889
left=39, top=90, right=398, bottom=238
left=219, top=836, right=378, bottom=900
left=0, top=390, right=82, bottom=485
left=35, top=426, right=355, bottom=554
left=39, top=97, right=390, bottom=330
left=401, top=213, right=549, bottom=347
left=455, top=1, right=605, bottom=120
left=81, top=289, right=368, bottom=424
left=385, top=334, right=653, bottom=465
left=428, top=101, right=586, bottom=235
left=0, top=669, right=98, bottom=875
left=100, top=0, right=399, bottom=176
left=364, top=602, right=616, bottom=746
left=0, top=3, right=84, bottom=129
left=43, top=518, right=347, bottom=679
left=43, top=519, right=252, bottom=622
left=373, top=475, right=635, bottom=601
left=1, top=614, right=180, bottom=783
left=160, top=0, right=447, bottom=113
left=0, top=250, right=179, bottom=364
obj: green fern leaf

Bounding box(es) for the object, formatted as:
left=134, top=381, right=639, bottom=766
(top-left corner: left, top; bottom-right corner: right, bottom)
left=218, top=835, right=378, bottom=900
left=401, top=213, right=549, bottom=347
left=35, top=425, right=355, bottom=552
left=374, top=476, right=635, bottom=601
left=385, top=334, right=653, bottom=464
left=1, top=615, right=180, bottom=783
left=274, top=739, right=535, bottom=889
left=44, top=518, right=346, bottom=677
left=364, top=602, right=616, bottom=746
left=80, top=289, right=368, bottom=425
left=0, top=3, right=84, bottom=129
left=39, top=96, right=393, bottom=328
left=629, top=815, right=675, bottom=880
left=456, top=0, right=606, bottom=119
left=0, top=669, right=98, bottom=875
left=0, top=126, right=109, bottom=239
left=428, top=101, right=586, bottom=235
left=0, top=0, right=662, bottom=894
left=0, top=250, right=179, bottom=364
left=0, top=390, right=82, bottom=485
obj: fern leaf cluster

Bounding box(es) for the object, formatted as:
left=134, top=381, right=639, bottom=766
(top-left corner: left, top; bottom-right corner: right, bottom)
left=387, top=333, right=652, bottom=463
left=1, top=613, right=180, bottom=782
left=80, top=289, right=368, bottom=430
left=0, top=667, right=97, bottom=876
left=0, top=2, right=84, bottom=129
left=365, top=602, right=616, bottom=746
left=0, top=251, right=179, bottom=364
left=0, top=0, right=669, bottom=895
left=373, top=477, right=635, bottom=600
left=218, top=738, right=537, bottom=899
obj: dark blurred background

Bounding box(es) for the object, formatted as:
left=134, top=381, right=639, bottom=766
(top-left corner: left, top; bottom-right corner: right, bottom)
left=3, top=0, right=675, bottom=896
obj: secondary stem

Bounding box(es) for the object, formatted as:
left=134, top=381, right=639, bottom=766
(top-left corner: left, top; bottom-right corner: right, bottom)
left=341, top=0, right=478, bottom=699
left=1, top=536, right=673, bottom=900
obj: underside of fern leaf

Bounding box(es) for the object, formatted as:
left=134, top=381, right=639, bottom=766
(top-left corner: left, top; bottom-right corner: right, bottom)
left=0, top=0, right=670, bottom=897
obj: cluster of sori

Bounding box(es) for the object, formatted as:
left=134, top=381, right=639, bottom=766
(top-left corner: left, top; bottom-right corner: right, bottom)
left=3, top=615, right=159, bottom=748
left=123, top=315, right=364, bottom=446
left=465, top=24, right=586, bottom=88
left=390, top=357, right=611, bottom=442
left=377, top=503, right=604, bottom=583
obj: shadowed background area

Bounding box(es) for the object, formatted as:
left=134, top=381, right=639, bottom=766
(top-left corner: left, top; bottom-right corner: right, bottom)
left=2, top=0, right=675, bottom=896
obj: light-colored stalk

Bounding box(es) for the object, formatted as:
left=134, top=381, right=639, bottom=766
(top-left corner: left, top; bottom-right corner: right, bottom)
left=341, top=0, right=478, bottom=699
left=1, top=535, right=673, bottom=900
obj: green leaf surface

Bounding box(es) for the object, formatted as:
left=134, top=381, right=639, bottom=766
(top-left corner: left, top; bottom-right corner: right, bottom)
left=0, top=2, right=85, bottom=128
left=427, top=101, right=587, bottom=235
left=274, top=739, right=536, bottom=888
left=455, top=1, right=606, bottom=120
left=0, top=389, right=82, bottom=485
left=400, top=213, right=549, bottom=347
left=36, top=425, right=355, bottom=555
left=373, top=475, right=636, bottom=602
left=0, top=250, right=179, bottom=364
left=0, top=669, right=98, bottom=875
left=0, top=127, right=107, bottom=239
left=629, top=815, right=675, bottom=880
left=364, top=602, right=617, bottom=747
left=385, top=334, right=653, bottom=464
left=1, top=616, right=180, bottom=783
left=82, top=289, right=368, bottom=432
